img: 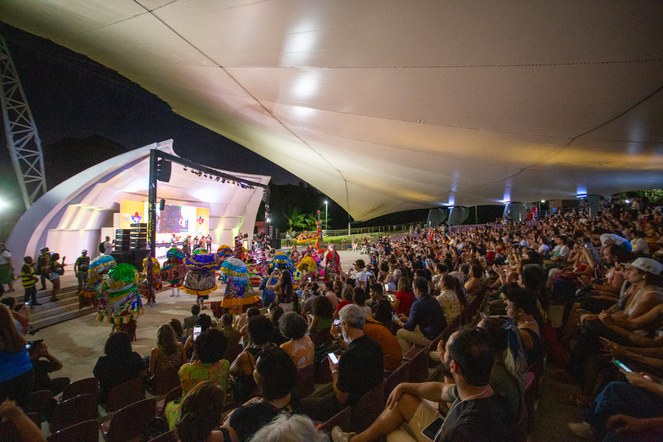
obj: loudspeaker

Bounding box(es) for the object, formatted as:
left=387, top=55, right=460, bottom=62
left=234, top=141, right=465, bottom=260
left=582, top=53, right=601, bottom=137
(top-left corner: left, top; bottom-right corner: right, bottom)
left=159, top=199, right=166, bottom=211
left=156, top=158, right=172, bottom=182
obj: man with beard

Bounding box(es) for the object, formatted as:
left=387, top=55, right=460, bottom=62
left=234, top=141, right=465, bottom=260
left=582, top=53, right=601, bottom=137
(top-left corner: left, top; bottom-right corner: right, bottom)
left=332, top=327, right=512, bottom=442
left=301, top=304, right=383, bottom=422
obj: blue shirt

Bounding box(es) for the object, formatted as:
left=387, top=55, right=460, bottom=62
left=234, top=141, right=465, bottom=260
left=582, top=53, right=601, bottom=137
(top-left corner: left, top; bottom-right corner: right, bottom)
left=0, top=347, right=32, bottom=382
left=403, top=295, right=447, bottom=340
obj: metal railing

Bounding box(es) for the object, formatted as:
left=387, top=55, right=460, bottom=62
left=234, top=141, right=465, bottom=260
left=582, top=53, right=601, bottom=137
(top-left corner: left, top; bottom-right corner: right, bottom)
left=280, top=222, right=425, bottom=239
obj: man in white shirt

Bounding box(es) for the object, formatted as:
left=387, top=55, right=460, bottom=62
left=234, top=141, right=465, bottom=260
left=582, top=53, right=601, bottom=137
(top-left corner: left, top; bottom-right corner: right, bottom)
left=103, top=236, right=113, bottom=255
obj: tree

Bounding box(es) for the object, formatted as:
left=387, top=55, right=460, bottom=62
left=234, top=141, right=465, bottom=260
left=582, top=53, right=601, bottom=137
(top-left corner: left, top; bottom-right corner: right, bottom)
left=283, top=207, right=307, bottom=232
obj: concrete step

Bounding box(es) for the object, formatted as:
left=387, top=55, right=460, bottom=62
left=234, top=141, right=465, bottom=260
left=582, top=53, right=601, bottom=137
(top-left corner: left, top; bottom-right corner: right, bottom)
left=31, top=306, right=97, bottom=331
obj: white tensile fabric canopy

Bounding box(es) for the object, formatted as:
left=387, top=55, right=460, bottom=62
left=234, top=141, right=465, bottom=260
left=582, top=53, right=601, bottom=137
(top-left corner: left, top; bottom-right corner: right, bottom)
left=2, top=1, right=662, bottom=220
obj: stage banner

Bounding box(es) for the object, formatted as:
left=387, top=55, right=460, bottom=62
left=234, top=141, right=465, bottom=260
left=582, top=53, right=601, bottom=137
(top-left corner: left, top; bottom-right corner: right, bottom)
left=120, top=200, right=146, bottom=229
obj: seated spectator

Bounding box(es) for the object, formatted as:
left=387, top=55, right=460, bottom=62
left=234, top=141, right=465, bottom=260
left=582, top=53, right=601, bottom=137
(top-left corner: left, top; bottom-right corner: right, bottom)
left=0, top=304, right=34, bottom=409
left=93, top=332, right=145, bottom=404
left=0, top=399, right=46, bottom=442
left=301, top=304, right=384, bottom=422
left=27, top=340, right=70, bottom=396
left=392, top=276, right=415, bottom=316
left=1, top=297, right=29, bottom=335
left=437, top=274, right=463, bottom=324
left=219, top=313, right=242, bottom=349
left=248, top=414, right=328, bottom=442
left=352, top=287, right=372, bottom=319
left=183, top=304, right=201, bottom=335
left=363, top=316, right=402, bottom=372
left=268, top=306, right=287, bottom=345
left=223, top=347, right=299, bottom=441
left=165, top=329, right=229, bottom=429
left=395, top=276, right=447, bottom=354
left=332, top=327, right=511, bottom=442
left=569, top=372, right=663, bottom=440
left=308, top=295, right=334, bottom=346
left=279, top=312, right=314, bottom=369
left=184, top=313, right=213, bottom=359
left=504, top=287, right=543, bottom=367
left=335, top=285, right=354, bottom=315
left=464, top=263, right=485, bottom=299
left=181, top=329, right=230, bottom=394
left=230, top=316, right=277, bottom=404
left=148, top=324, right=186, bottom=380
left=368, top=283, right=393, bottom=329
left=324, top=280, right=339, bottom=310
left=176, top=381, right=228, bottom=442
left=169, top=318, right=187, bottom=344
left=238, top=307, right=262, bottom=342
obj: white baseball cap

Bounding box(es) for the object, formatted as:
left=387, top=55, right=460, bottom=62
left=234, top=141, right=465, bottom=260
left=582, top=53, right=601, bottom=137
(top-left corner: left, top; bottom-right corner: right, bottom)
left=625, top=257, right=663, bottom=276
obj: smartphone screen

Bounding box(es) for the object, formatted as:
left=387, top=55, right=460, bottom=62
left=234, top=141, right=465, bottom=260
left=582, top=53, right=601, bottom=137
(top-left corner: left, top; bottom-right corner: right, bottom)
left=333, top=319, right=340, bottom=327
left=613, top=359, right=632, bottom=373
left=328, top=352, right=339, bottom=365
left=193, top=326, right=202, bottom=341
left=384, top=283, right=390, bottom=292
left=421, top=417, right=444, bottom=441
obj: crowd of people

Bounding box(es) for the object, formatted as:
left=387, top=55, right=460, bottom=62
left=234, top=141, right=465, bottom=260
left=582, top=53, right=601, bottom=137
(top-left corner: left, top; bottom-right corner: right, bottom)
left=0, top=194, right=661, bottom=441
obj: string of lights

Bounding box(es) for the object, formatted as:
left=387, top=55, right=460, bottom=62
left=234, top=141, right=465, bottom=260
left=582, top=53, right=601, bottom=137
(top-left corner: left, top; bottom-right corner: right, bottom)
left=182, top=165, right=256, bottom=190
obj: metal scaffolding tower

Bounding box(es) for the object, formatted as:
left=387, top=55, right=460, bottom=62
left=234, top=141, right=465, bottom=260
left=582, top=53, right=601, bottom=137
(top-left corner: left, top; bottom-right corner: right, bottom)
left=0, top=35, right=47, bottom=210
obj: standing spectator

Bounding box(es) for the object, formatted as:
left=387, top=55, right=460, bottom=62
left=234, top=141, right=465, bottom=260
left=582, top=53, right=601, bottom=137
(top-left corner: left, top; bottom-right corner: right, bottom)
left=36, top=247, right=50, bottom=291
left=74, top=249, right=90, bottom=294
left=20, top=256, right=40, bottom=306
left=1, top=298, right=30, bottom=335
left=206, top=233, right=213, bottom=253
left=0, top=243, right=15, bottom=295
left=301, top=304, right=384, bottom=422
left=267, top=268, right=295, bottom=312
left=27, top=340, right=70, bottom=396
left=103, top=236, right=113, bottom=255
left=0, top=304, right=34, bottom=409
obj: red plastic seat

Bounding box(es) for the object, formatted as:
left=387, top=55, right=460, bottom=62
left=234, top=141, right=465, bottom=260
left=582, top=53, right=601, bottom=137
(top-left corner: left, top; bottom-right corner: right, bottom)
left=385, top=361, right=410, bottom=399
left=351, top=381, right=385, bottom=434
left=147, top=429, right=178, bottom=442
left=148, top=365, right=181, bottom=396
left=28, top=389, right=53, bottom=422
left=62, top=377, right=98, bottom=401
left=406, top=347, right=429, bottom=383
left=48, top=419, right=99, bottom=442
left=155, top=385, right=182, bottom=416
left=50, top=393, right=98, bottom=433
left=296, top=363, right=316, bottom=398
left=105, top=377, right=145, bottom=413
left=318, top=406, right=351, bottom=434
left=101, top=398, right=157, bottom=442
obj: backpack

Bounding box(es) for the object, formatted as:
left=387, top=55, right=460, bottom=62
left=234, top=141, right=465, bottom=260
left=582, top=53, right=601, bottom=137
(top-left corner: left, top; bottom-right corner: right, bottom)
left=99, top=242, right=105, bottom=254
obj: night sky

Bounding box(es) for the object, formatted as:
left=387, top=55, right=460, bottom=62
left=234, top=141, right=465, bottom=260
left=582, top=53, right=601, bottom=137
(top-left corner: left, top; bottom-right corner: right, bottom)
left=0, top=24, right=300, bottom=215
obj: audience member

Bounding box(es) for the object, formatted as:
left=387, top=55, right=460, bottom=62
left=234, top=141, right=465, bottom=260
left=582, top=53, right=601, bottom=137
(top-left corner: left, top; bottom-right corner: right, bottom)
left=0, top=304, right=34, bottom=409
left=248, top=414, right=328, bottom=442
left=93, top=332, right=144, bottom=404
left=27, top=340, right=70, bottom=396
left=279, top=311, right=314, bottom=369
left=219, top=313, right=242, bottom=349
left=148, top=324, right=186, bottom=381
left=176, top=381, right=228, bottom=442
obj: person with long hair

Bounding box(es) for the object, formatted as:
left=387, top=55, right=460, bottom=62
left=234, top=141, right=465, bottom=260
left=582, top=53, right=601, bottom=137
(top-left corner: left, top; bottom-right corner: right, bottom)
left=436, top=274, right=463, bottom=324
left=392, top=276, right=415, bottom=316
left=267, top=269, right=295, bottom=312
left=0, top=304, right=34, bottom=409
left=176, top=381, right=228, bottom=442
left=230, top=316, right=276, bottom=404
left=93, top=332, right=145, bottom=403
left=309, top=295, right=334, bottom=346
left=148, top=324, right=186, bottom=379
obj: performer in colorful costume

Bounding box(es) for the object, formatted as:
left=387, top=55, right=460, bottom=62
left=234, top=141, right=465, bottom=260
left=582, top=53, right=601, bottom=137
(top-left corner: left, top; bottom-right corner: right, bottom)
left=138, top=256, right=162, bottom=306
left=219, top=257, right=259, bottom=314
left=325, top=244, right=341, bottom=280
left=182, top=248, right=218, bottom=309
left=161, top=247, right=186, bottom=297
left=80, top=254, right=116, bottom=308
left=297, top=255, right=319, bottom=280
left=97, top=263, right=143, bottom=333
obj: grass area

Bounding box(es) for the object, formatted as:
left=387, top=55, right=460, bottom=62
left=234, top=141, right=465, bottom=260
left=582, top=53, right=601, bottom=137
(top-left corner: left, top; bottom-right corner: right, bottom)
left=291, top=230, right=407, bottom=249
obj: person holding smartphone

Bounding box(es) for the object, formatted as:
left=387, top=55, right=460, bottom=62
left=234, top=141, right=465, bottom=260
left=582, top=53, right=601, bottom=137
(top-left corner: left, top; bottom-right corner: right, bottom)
left=331, top=328, right=511, bottom=442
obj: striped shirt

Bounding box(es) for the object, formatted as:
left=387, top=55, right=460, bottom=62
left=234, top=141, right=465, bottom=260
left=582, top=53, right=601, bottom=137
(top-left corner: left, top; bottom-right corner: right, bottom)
left=21, top=264, right=37, bottom=288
